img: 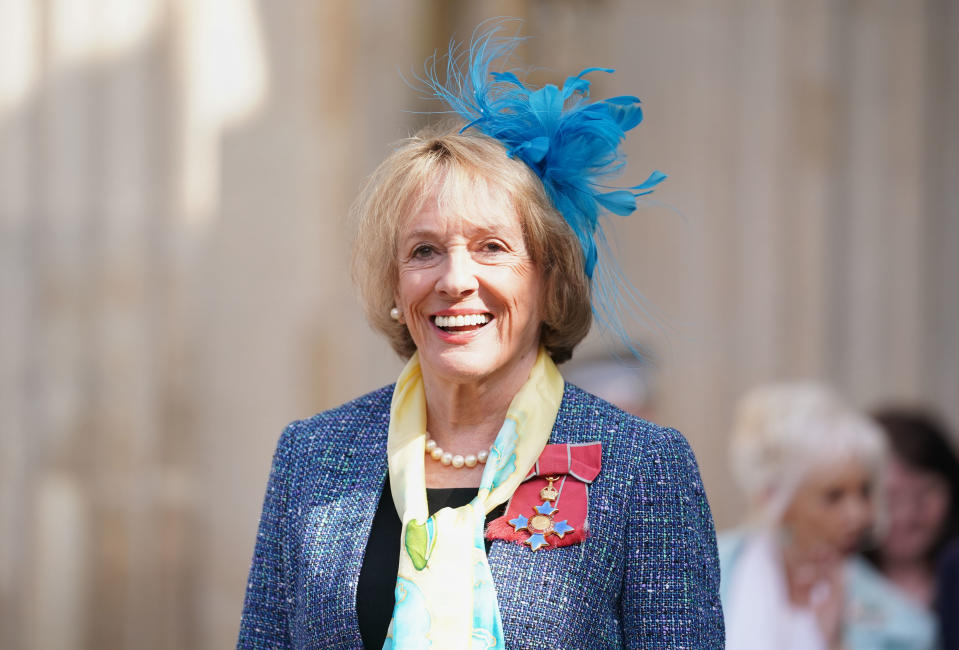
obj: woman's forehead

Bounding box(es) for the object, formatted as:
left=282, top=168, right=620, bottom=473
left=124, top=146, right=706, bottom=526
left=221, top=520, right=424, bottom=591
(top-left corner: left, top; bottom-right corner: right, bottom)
left=802, top=456, right=870, bottom=487
left=402, top=174, right=521, bottom=233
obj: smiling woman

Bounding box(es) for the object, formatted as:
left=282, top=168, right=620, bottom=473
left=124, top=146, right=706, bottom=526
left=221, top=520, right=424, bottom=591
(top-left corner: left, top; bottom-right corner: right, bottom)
left=394, top=173, right=545, bottom=393
left=238, top=21, right=723, bottom=650
left=352, top=130, right=591, bottom=366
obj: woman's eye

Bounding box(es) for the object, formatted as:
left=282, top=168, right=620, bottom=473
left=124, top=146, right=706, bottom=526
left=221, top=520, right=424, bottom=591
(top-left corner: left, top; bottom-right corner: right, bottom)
left=482, top=241, right=506, bottom=253
left=412, top=245, right=434, bottom=259
left=823, top=488, right=844, bottom=505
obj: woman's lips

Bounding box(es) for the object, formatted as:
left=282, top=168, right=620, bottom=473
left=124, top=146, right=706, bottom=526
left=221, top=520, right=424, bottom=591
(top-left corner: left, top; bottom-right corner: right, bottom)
left=431, top=313, right=493, bottom=333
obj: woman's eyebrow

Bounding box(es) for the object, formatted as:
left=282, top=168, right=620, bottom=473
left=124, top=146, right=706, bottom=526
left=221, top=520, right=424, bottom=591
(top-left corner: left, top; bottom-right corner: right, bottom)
left=399, top=228, right=439, bottom=242
left=468, top=225, right=503, bottom=237
left=399, top=218, right=515, bottom=244
left=462, top=217, right=518, bottom=238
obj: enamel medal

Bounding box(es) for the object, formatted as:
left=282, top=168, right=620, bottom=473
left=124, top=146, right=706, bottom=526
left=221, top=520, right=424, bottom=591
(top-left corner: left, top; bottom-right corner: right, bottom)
left=508, top=476, right=575, bottom=551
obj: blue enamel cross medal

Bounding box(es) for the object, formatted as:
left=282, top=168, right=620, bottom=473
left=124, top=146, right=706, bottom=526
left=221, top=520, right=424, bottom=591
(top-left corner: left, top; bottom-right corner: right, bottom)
left=508, top=475, right=575, bottom=551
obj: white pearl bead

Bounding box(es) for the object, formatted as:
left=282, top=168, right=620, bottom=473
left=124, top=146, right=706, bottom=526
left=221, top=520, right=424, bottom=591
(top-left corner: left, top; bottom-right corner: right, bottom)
left=423, top=436, right=490, bottom=470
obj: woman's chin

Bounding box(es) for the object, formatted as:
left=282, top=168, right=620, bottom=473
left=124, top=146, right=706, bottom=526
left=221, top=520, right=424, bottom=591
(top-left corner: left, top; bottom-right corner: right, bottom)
left=420, top=347, right=502, bottom=382
left=417, top=340, right=540, bottom=386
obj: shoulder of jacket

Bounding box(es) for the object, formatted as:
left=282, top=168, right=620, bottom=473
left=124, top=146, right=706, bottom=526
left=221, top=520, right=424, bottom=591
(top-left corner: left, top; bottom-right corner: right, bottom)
left=278, top=384, right=394, bottom=452
left=558, top=383, right=696, bottom=473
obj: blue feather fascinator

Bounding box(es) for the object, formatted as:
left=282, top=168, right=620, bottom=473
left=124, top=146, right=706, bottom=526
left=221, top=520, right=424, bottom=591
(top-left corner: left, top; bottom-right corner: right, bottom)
left=419, top=21, right=666, bottom=350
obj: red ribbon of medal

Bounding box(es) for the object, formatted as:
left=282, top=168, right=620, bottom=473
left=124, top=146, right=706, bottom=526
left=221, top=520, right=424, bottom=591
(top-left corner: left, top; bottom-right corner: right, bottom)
left=486, top=442, right=602, bottom=550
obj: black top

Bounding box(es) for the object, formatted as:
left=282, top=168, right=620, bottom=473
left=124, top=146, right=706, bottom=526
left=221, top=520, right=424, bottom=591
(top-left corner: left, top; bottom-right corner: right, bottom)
left=356, top=477, right=507, bottom=649
left=939, top=538, right=959, bottom=650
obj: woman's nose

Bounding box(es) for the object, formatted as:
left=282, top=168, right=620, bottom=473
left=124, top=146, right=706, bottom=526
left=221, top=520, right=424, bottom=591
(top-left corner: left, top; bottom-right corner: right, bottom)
left=435, top=249, right=478, bottom=297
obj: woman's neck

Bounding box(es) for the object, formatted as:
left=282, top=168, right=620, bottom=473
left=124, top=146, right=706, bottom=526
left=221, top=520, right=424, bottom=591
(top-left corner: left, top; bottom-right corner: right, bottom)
left=419, top=354, right=537, bottom=489
left=422, top=374, right=520, bottom=453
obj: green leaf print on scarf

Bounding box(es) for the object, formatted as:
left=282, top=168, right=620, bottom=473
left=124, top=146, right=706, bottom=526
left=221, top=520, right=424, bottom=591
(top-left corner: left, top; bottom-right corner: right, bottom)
left=404, top=518, right=437, bottom=571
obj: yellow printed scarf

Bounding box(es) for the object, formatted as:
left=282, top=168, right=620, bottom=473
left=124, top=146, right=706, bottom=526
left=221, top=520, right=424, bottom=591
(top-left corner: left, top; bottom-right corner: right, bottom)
left=384, top=347, right=564, bottom=649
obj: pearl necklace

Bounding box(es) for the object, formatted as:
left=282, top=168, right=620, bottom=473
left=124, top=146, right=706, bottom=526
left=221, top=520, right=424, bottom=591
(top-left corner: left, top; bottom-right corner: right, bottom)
left=425, top=437, right=490, bottom=469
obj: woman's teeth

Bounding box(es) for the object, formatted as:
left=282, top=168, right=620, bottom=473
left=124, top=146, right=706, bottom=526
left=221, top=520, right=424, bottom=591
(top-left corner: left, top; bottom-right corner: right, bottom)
left=434, top=314, right=490, bottom=329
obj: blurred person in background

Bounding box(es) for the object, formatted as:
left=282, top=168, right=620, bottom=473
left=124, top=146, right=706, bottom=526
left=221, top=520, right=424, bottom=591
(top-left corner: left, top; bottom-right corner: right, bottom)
left=865, top=408, right=959, bottom=649
left=237, top=22, right=723, bottom=649
left=561, top=350, right=657, bottom=420
left=720, top=382, right=936, bottom=650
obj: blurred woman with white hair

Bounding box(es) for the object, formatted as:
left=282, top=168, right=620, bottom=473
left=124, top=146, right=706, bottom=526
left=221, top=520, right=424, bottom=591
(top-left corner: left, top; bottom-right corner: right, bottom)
left=720, top=382, right=936, bottom=650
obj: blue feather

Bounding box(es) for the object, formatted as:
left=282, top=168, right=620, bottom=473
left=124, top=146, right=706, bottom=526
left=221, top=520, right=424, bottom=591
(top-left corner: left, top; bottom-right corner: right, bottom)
left=596, top=191, right=639, bottom=216
left=508, top=137, right=549, bottom=163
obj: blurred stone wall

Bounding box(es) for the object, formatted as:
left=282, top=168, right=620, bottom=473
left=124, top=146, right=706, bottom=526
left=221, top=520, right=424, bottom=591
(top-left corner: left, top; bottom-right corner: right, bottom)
left=1, top=1, right=956, bottom=648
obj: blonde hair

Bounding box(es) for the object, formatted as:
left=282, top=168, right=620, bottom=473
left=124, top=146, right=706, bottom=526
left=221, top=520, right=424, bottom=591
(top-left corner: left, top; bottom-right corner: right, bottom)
left=350, top=123, right=591, bottom=362
left=729, top=382, right=887, bottom=527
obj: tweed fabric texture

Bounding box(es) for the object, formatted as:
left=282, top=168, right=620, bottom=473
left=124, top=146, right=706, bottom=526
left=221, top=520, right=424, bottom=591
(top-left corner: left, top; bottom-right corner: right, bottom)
left=238, top=383, right=724, bottom=649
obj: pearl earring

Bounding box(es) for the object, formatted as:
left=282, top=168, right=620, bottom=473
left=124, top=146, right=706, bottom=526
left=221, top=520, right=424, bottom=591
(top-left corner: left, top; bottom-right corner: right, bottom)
left=390, top=307, right=401, bottom=321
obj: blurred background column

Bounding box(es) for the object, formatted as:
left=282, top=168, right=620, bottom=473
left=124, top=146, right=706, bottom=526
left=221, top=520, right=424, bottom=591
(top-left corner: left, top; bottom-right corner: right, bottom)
left=2, top=0, right=188, bottom=647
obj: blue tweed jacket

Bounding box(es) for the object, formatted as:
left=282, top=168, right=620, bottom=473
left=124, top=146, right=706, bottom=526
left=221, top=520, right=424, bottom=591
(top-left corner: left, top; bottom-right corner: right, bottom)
left=238, top=383, right=724, bottom=649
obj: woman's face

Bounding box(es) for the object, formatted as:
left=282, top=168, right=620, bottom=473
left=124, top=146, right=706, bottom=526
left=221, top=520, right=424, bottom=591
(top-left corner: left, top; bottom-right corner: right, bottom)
left=781, top=458, right=874, bottom=557
left=394, top=182, right=544, bottom=386
left=880, top=457, right=950, bottom=563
